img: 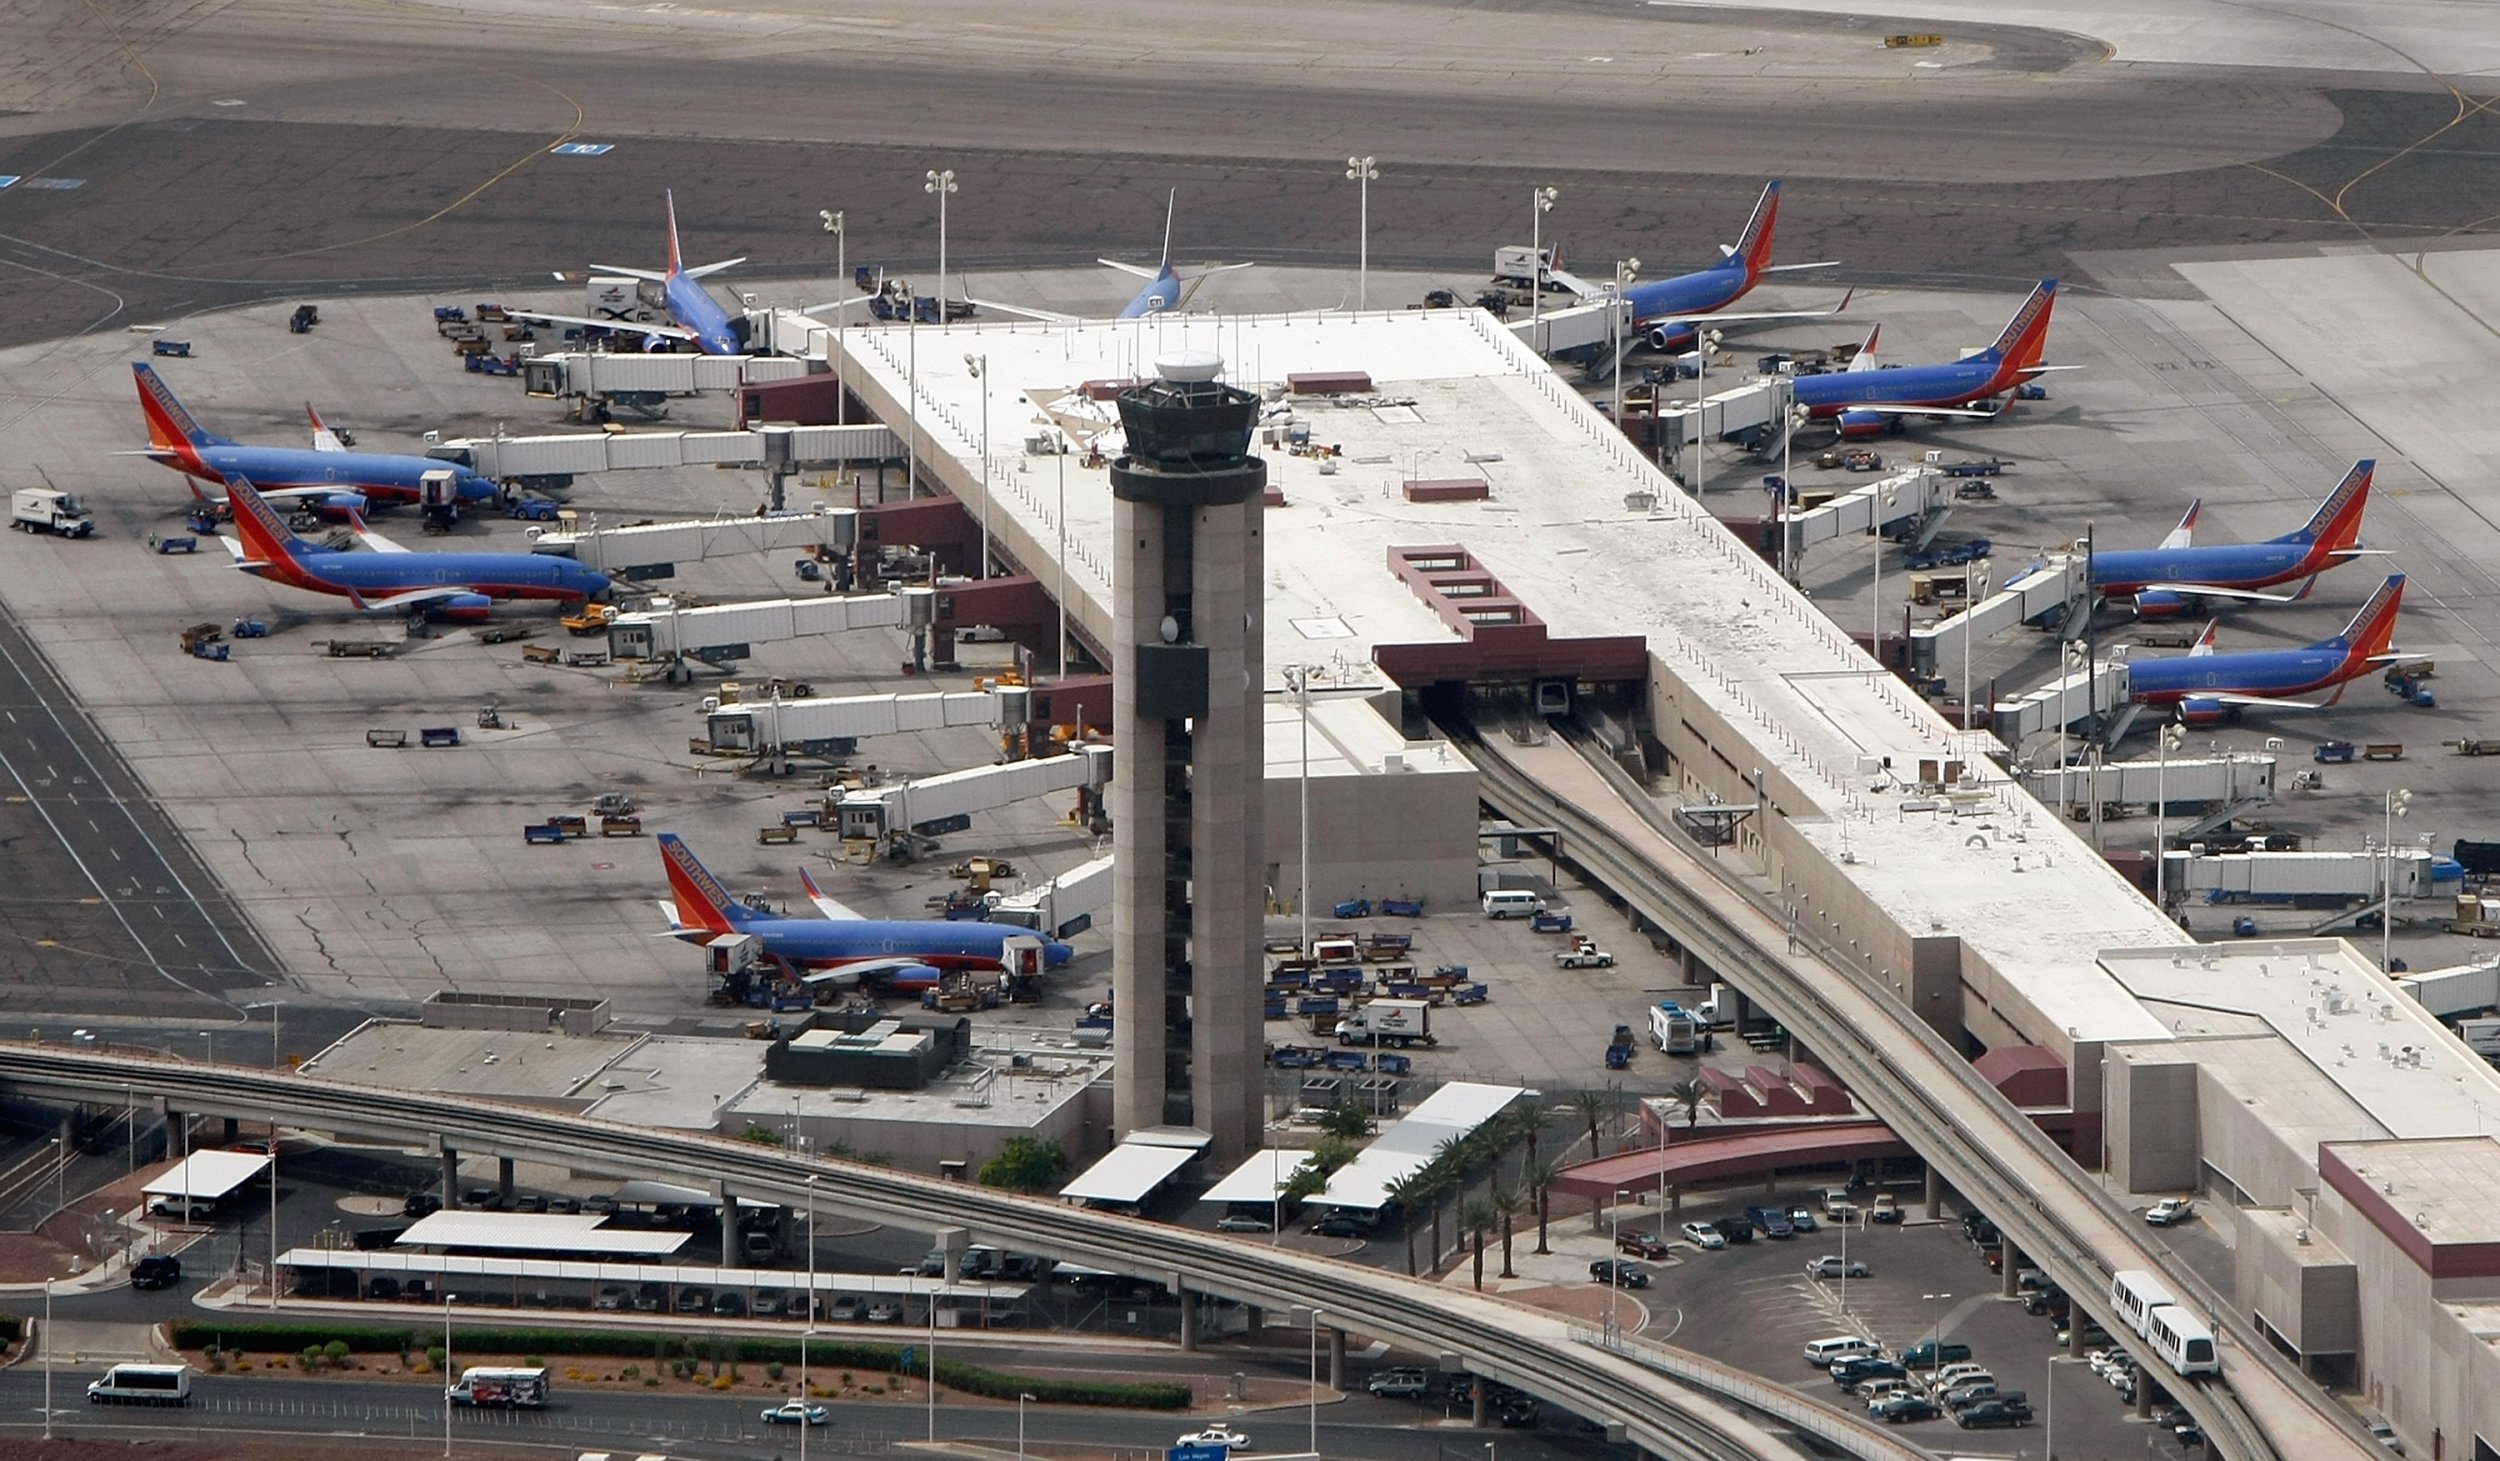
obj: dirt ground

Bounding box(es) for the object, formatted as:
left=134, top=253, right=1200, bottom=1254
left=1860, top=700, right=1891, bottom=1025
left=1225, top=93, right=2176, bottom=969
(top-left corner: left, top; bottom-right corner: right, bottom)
left=0, top=1444, right=574, bottom=1460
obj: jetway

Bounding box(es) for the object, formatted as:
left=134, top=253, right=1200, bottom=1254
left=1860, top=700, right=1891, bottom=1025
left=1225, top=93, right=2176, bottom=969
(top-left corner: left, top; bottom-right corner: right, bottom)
left=532, top=508, right=861, bottom=576
left=430, top=423, right=901, bottom=483
left=1654, top=379, right=1783, bottom=459
left=992, top=854, right=1114, bottom=939
left=2163, top=847, right=2437, bottom=902
left=1781, top=467, right=1952, bottom=563
left=706, top=690, right=1004, bottom=759
left=1911, top=556, right=2087, bottom=676
left=608, top=587, right=923, bottom=662
left=832, top=745, right=1110, bottom=841
left=518, top=352, right=810, bottom=401
left=1992, top=658, right=2133, bottom=744
left=2395, top=958, right=2500, bottom=1019
left=1505, top=300, right=1625, bottom=359
left=2020, top=753, right=2276, bottom=814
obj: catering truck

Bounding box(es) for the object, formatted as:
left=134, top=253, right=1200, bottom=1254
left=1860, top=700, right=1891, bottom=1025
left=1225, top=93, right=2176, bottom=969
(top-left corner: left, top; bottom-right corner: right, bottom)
left=12, top=488, right=94, bottom=538
left=447, top=1366, right=550, bottom=1408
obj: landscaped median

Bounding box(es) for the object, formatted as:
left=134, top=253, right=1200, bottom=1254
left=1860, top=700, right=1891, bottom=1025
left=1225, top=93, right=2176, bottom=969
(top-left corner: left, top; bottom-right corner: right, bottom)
left=170, top=1322, right=1192, bottom=1409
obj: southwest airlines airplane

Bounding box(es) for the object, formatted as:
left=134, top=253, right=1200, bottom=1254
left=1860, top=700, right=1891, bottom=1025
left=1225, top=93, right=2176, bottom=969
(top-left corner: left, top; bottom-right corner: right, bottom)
left=2126, top=574, right=2414, bottom=725
left=130, top=363, right=499, bottom=512
left=2091, top=460, right=2380, bottom=617
left=506, top=190, right=746, bottom=355
left=655, top=834, right=1072, bottom=993
left=1615, top=179, right=1847, bottom=353
left=1791, top=279, right=2065, bottom=438
left=965, top=191, right=1252, bottom=322
left=218, top=475, right=609, bottom=620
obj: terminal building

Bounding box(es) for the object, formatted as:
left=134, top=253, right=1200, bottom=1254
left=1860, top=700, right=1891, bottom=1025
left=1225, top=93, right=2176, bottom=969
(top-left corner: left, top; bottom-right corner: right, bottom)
left=813, top=302, right=2500, bottom=1457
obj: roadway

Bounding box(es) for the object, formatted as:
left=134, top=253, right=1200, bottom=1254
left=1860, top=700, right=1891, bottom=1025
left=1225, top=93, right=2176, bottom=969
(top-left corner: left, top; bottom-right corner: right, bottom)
left=1459, top=727, right=2368, bottom=1461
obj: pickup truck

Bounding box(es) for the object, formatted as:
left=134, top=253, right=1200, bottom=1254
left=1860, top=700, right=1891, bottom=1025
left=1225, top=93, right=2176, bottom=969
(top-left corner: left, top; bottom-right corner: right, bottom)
left=1554, top=940, right=1615, bottom=969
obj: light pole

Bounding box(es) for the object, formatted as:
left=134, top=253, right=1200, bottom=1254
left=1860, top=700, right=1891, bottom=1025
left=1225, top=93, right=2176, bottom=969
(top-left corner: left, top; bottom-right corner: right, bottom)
left=1307, top=1306, right=1322, bottom=1455
left=48, top=1137, right=63, bottom=1218
left=1019, top=1391, right=1037, bottom=1459
left=266, top=1126, right=278, bottom=1311
left=198, top=1028, right=214, bottom=1066
left=1921, top=1291, right=1952, bottom=1361
left=1054, top=440, right=1068, bottom=678
left=1611, top=258, right=1640, bottom=428
left=924, top=169, right=957, bottom=325
left=1690, top=328, right=1721, bottom=493
left=1290, top=664, right=1314, bottom=953
left=1530, top=186, right=1558, bottom=331
left=965, top=353, right=991, bottom=577
left=442, top=1292, right=455, bottom=1458
left=1606, top=1188, right=1628, bottom=1341
left=42, top=1277, right=52, bottom=1440
left=244, top=1000, right=280, bottom=1067
left=819, top=208, right=846, bottom=427
left=1869, top=485, right=1899, bottom=667
left=2384, top=788, right=2413, bottom=971
left=2154, top=721, right=2184, bottom=914
left=1346, top=156, right=1378, bottom=311
left=1962, top=564, right=1990, bottom=742
left=802, top=1173, right=817, bottom=1461
left=1777, top=395, right=1804, bottom=582
left=927, top=1284, right=939, bottom=1443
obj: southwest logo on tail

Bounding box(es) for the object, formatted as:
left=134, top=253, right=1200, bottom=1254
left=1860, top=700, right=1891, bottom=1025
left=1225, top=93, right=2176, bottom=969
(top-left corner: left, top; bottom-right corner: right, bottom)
left=2094, top=459, right=2380, bottom=615
left=660, top=832, right=748, bottom=935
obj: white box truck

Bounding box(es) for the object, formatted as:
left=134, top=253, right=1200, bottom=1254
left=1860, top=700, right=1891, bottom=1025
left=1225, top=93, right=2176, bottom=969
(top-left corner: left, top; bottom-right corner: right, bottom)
left=448, top=1365, right=550, bottom=1408
left=13, top=488, right=94, bottom=538
left=88, top=1363, right=191, bottom=1405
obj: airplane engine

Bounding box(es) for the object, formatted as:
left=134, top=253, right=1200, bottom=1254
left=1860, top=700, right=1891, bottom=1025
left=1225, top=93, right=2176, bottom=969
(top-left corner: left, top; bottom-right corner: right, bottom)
left=884, top=963, right=944, bottom=994
left=2132, top=590, right=2188, bottom=618
left=1647, top=321, right=1696, bottom=353
left=312, top=492, right=370, bottom=519
left=427, top=593, right=494, bottom=624
left=1837, top=408, right=1888, bottom=440
left=2177, top=696, right=2240, bottom=727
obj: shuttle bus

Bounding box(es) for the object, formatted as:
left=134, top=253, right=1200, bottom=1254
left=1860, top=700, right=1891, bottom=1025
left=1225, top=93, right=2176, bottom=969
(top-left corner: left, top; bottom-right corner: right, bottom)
left=2147, top=1304, right=2221, bottom=1377
left=87, top=1364, right=191, bottom=1406
left=2110, top=1268, right=2179, bottom=1339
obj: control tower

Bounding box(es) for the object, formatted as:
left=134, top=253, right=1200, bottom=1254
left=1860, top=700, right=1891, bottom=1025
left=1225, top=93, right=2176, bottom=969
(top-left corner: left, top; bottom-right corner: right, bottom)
left=1107, top=352, right=1266, bottom=1163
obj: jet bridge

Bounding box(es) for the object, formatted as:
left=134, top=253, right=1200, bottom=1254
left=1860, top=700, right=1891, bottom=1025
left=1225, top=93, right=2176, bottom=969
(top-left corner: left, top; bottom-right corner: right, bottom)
left=2020, top=753, right=2277, bottom=817
left=1779, top=467, right=1953, bottom=565
left=1652, top=380, right=1783, bottom=468
left=533, top=508, right=862, bottom=576
left=608, top=588, right=922, bottom=663
left=1909, top=555, right=2089, bottom=676
left=518, top=352, right=810, bottom=402
left=832, top=745, right=1111, bottom=841
left=2163, top=847, right=2436, bottom=902
left=432, top=423, right=901, bottom=483
left=1991, top=657, right=2134, bottom=744
left=707, top=690, right=1005, bottom=760
left=991, top=854, right=1114, bottom=939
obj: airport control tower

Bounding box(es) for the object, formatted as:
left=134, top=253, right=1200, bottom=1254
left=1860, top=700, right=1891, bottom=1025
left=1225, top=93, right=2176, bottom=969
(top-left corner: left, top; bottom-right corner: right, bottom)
left=1108, top=352, right=1266, bottom=1163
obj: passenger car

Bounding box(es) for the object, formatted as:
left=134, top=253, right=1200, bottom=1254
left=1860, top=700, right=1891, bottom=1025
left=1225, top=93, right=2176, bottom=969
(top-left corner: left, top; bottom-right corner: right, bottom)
left=2145, top=1197, right=2196, bottom=1227
left=1587, top=1258, right=1650, bottom=1288
left=1366, top=1369, right=1431, bottom=1398
left=1955, top=1399, right=2033, bottom=1429
left=865, top=1299, right=902, bottom=1323
left=1215, top=1213, right=1273, bottom=1233
left=1615, top=1230, right=1675, bottom=1259
left=829, top=1296, right=863, bottom=1322
left=130, top=1256, right=181, bottom=1291
left=761, top=1401, right=829, bottom=1426
left=1678, top=1221, right=1726, bottom=1250
left=1806, top=1255, right=1870, bottom=1280
left=1870, top=1393, right=1939, bottom=1423
left=1177, top=1423, right=1252, bottom=1449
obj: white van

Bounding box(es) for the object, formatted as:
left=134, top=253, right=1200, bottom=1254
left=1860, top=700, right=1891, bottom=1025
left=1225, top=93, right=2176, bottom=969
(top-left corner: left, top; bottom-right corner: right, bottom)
left=1804, top=1335, right=1880, bottom=1368
left=1481, top=890, right=1545, bottom=919
left=88, top=1363, right=191, bottom=1406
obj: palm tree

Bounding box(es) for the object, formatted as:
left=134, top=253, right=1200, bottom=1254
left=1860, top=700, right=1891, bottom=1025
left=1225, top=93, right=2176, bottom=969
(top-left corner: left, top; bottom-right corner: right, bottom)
left=1461, top=1198, right=1496, bottom=1291
left=1383, top=1170, right=1430, bottom=1277
left=1491, top=1184, right=1524, bottom=1278
left=1665, top=1076, right=1711, bottom=1129
left=1572, top=1088, right=1610, bottom=1159
left=1524, top=1158, right=1562, bottom=1254
left=1514, top=1103, right=1552, bottom=1175
left=1420, top=1165, right=1455, bottom=1272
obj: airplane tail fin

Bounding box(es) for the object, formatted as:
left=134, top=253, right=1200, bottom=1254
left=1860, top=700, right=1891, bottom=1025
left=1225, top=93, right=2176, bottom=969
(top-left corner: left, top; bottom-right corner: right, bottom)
left=222, top=476, right=307, bottom=569
left=2323, top=573, right=2406, bottom=656
left=132, top=362, right=234, bottom=456
left=664, top=189, right=684, bottom=277
left=2277, top=458, right=2375, bottom=550
left=657, top=833, right=751, bottom=935
left=2159, top=498, right=2202, bottom=551
left=1846, top=323, right=1881, bottom=372
left=1732, top=179, right=1781, bottom=282
left=1974, top=279, right=2059, bottom=371
left=2189, top=620, right=2219, bottom=657
left=1160, top=187, right=1176, bottom=276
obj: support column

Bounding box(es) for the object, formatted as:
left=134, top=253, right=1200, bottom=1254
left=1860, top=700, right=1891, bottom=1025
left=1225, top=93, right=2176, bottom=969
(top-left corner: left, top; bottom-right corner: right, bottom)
left=1327, top=1327, right=1345, bottom=1392
left=2068, top=1319, right=2089, bottom=1358
left=1923, top=1165, right=1943, bottom=1219
left=220, top=1116, right=239, bottom=1145
left=1472, top=1380, right=1490, bottom=1427
left=1999, top=1242, right=2022, bottom=1298
left=1178, top=1289, right=1198, bottom=1353
left=439, top=1145, right=458, bottom=1203
left=2135, top=1375, right=2155, bottom=1418
left=1244, top=1304, right=1263, bottom=1333
left=497, top=1156, right=515, bottom=1203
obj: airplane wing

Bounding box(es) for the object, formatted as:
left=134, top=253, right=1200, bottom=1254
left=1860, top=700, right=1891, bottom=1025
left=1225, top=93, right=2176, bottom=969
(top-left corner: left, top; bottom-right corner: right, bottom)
left=797, top=865, right=866, bottom=921
left=1763, top=261, right=1841, bottom=273
left=2204, top=692, right=2330, bottom=710
left=1647, top=287, right=1853, bottom=333
left=2135, top=580, right=2312, bottom=604
left=796, top=966, right=864, bottom=989
left=502, top=306, right=699, bottom=342
left=343, top=510, right=413, bottom=554
left=1830, top=402, right=2005, bottom=421
left=2368, top=652, right=2433, bottom=665
left=308, top=404, right=347, bottom=454
left=353, top=586, right=476, bottom=613
left=958, top=295, right=1078, bottom=325
left=1098, top=258, right=1162, bottom=282
left=799, top=295, right=879, bottom=319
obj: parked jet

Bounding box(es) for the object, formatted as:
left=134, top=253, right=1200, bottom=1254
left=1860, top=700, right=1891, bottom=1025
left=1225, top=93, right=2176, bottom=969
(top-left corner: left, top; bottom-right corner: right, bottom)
left=505, top=190, right=745, bottom=355
left=1608, top=179, right=1846, bottom=353
left=2092, top=460, right=2379, bottom=616
left=963, top=191, right=1251, bottom=322
left=129, top=363, right=498, bottom=512
left=2126, top=573, right=2413, bottom=724
left=218, top=475, right=609, bottom=620
left=654, top=834, right=1073, bottom=992
left=1792, top=279, right=2066, bottom=438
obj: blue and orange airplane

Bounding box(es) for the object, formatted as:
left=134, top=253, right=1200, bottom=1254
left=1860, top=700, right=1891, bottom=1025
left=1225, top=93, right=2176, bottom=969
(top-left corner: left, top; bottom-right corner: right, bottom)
left=129, top=363, right=499, bottom=512
left=2092, top=460, right=2380, bottom=617
left=964, top=191, right=1251, bottom=322
left=218, top=475, right=609, bottom=620
left=2125, top=573, right=2413, bottom=724
left=654, top=834, right=1073, bottom=993
left=1613, top=179, right=1846, bottom=353
left=1791, top=279, right=2066, bottom=438
left=507, top=190, right=746, bottom=355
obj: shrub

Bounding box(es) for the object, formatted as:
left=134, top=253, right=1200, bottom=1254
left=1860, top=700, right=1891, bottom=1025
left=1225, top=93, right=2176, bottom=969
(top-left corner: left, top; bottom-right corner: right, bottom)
left=710, top=1375, right=734, bottom=1391
left=766, top=1361, right=785, bottom=1381
left=322, top=1341, right=350, bottom=1364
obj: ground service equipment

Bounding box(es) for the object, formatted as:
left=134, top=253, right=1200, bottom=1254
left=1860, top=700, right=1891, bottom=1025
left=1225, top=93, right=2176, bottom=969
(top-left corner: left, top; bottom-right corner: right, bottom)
left=12, top=488, right=94, bottom=537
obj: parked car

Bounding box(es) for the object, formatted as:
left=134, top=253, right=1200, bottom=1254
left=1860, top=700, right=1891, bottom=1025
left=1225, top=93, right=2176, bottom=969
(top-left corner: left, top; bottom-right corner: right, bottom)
left=459, top=1186, right=500, bottom=1210
left=1497, top=1398, right=1540, bottom=1427
left=1898, top=1340, right=1973, bottom=1370
left=1831, top=1358, right=1907, bottom=1390
left=1311, top=1211, right=1370, bottom=1237
left=544, top=1196, right=579, bottom=1215
left=364, top=1276, right=400, bottom=1301
left=1943, top=1382, right=2019, bottom=1412
left=401, top=1192, right=442, bottom=1219
left=1587, top=1258, right=1650, bottom=1288
left=131, top=1256, right=182, bottom=1291
left=1785, top=1205, right=1820, bottom=1232
left=865, top=1299, right=903, bottom=1323
left=147, top=1197, right=216, bottom=1221
left=1955, top=1399, right=2034, bottom=1429
left=676, top=1286, right=711, bottom=1312
left=1744, top=1204, right=1796, bottom=1239
left=2145, top=1197, right=2196, bottom=1227
left=1216, top=1213, right=1273, bottom=1233
left=512, top=1194, right=546, bottom=1214
left=581, top=1194, right=619, bottom=1215
left=594, top=1285, right=628, bottom=1311
left=1711, top=1216, right=1755, bottom=1245
left=2368, top=1418, right=2406, bottom=1453
left=1616, top=1230, right=1675, bottom=1259
left=1806, top=1336, right=1882, bottom=1368
left=1678, top=1221, right=1727, bottom=1250
left=1854, top=1378, right=1912, bottom=1403
left=829, top=1296, right=864, bottom=1322
left=1870, top=1393, right=1939, bottom=1423
left=1806, top=1255, right=1870, bottom=1280
left=1367, top=1368, right=1432, bottom=1399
